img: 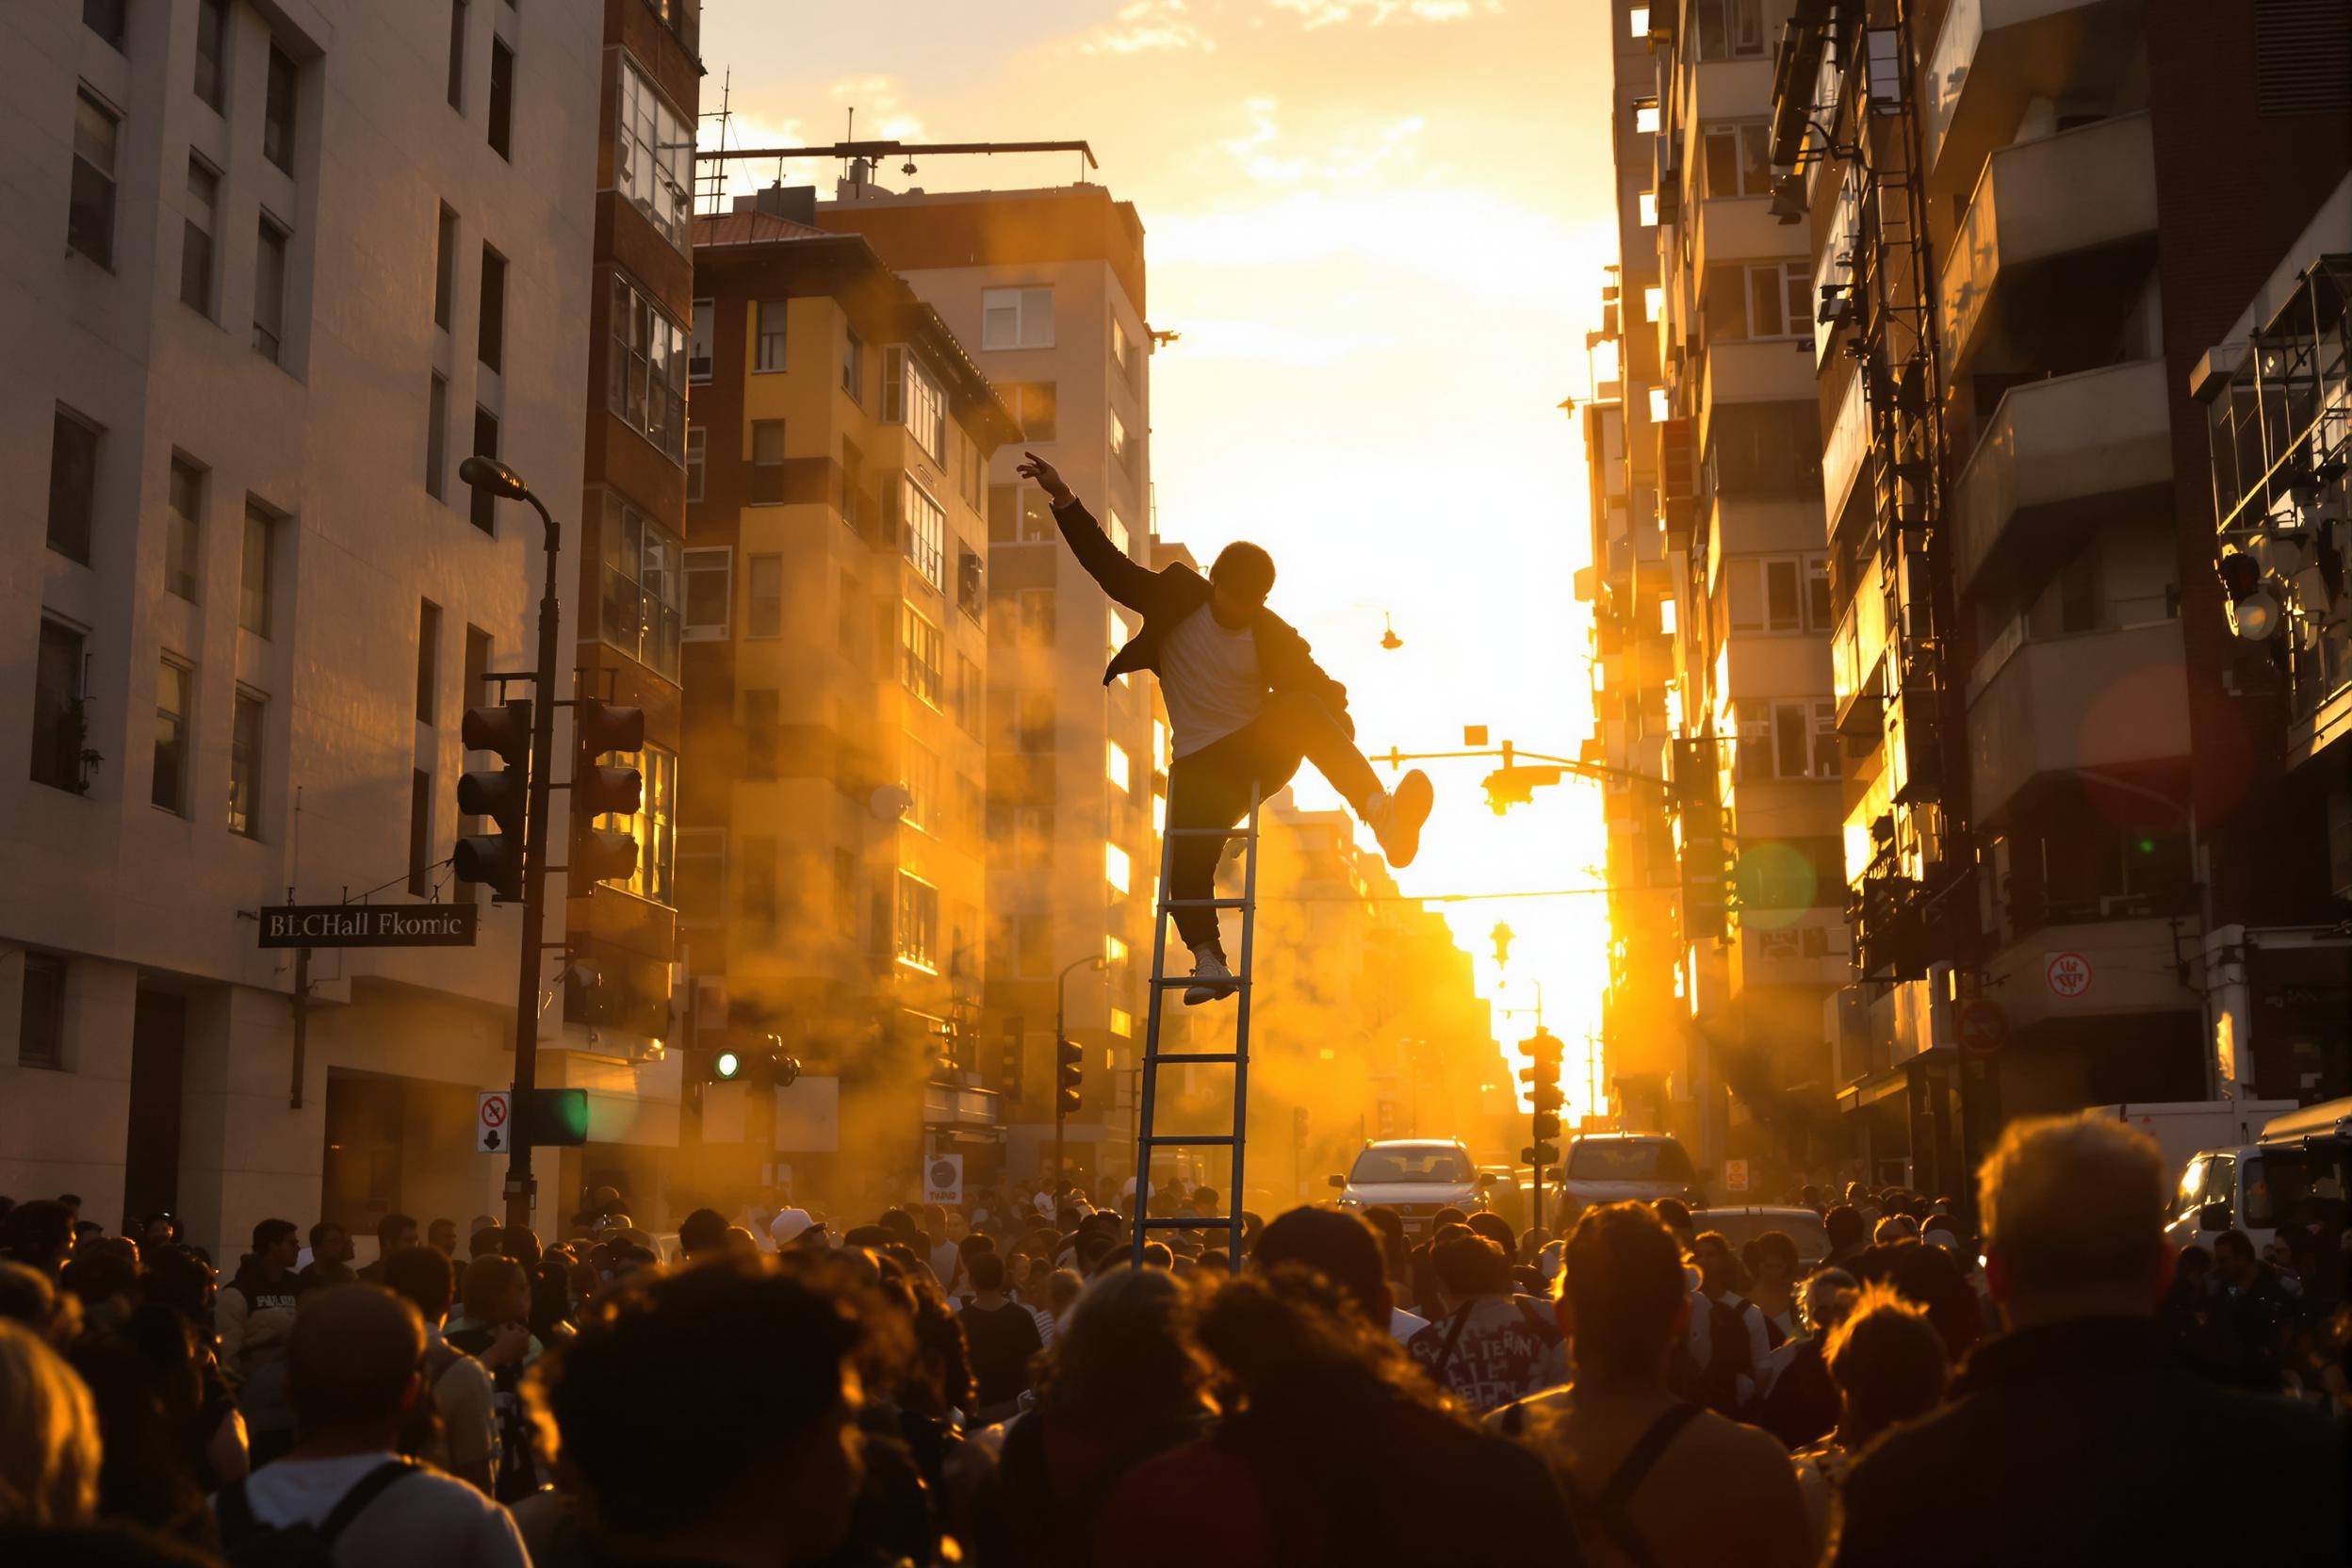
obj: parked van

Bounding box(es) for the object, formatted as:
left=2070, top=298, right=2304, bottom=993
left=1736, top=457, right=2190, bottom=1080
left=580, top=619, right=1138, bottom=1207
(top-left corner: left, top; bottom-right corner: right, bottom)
left=2163, top=1097, right=2351, bottom=1259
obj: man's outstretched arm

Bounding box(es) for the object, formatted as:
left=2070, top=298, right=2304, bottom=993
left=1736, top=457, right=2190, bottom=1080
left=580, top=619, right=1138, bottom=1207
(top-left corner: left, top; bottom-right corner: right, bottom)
left=1019, top=451, right=1158, bottom=612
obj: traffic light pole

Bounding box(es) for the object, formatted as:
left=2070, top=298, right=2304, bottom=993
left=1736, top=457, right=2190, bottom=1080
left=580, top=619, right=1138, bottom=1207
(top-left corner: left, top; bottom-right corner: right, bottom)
left=1054, top=954, right=1103, bottom=1198
left=507, top=491, right=561, bottom=1234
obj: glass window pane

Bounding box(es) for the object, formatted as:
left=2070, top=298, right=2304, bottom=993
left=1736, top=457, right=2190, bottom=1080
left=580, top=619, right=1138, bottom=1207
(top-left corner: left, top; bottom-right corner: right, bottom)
left=1766, top=558, right=1801, bottom=629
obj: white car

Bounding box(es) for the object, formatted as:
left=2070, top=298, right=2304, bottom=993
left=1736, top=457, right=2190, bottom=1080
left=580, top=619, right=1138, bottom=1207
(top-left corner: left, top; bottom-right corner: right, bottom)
left=1331, top=1139, right=1491, bottom=1233
left=1558, top=1132, right=1702, bottom=1217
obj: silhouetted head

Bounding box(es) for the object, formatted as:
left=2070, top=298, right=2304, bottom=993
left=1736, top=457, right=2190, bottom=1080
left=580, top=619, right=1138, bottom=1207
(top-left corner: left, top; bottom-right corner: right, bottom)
left=1209, top=542, right=1276, bottom=627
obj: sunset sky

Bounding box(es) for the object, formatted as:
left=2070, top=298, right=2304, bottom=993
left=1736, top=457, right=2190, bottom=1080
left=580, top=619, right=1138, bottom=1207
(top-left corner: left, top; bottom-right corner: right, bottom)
left=697, top=0, right=1624, bottom=1116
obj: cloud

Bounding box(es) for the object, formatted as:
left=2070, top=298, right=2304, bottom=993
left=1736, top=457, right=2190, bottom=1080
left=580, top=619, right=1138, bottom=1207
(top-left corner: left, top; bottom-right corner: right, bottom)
left=1084, top=0, right=1217, bottom=54
left=1266, top=0, right=1492, bottom=26
left=826, top=74, right=923, bottom=139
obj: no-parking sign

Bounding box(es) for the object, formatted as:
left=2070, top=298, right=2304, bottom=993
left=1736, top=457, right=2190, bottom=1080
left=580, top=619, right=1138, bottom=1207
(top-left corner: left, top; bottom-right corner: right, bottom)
left=477, top=1091, right=511, bottom=1153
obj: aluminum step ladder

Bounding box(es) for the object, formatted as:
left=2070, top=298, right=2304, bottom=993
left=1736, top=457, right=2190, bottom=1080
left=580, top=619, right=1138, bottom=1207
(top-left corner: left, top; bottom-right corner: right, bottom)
left=1131, top=787, right=1261, bottom=1266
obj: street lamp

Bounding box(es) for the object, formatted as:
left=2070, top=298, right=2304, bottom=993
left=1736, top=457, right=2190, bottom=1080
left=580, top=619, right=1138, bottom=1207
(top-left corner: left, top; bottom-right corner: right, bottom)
left=460, top=455, right=563, bottom=1233
left=1054, top=953, right=1106, bottom=1197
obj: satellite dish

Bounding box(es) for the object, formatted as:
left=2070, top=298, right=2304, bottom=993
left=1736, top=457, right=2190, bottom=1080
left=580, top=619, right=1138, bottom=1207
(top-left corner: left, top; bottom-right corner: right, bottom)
left=871, top=784, right=914, bottom=821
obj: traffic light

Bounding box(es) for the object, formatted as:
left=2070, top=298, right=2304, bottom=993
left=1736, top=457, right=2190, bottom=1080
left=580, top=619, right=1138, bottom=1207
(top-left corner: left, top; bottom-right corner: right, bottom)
left=1674, top=736, right=1734, bottom=940
left=1481, top=764, right=1563, bottom=815
left=1054, top=1034, right=1084, bottom=1118
left=703, top=1035, right=800, bottom=1086
left=569, top=698, right=644, bottom=897
left=455, top=699, right=532, bottom=901
left=997, top=1020, right=1024, bottom=1099
left=1521, top=1029, right=1567, bottom=1177
left=1522, top=1143, right=1560, bottom=1166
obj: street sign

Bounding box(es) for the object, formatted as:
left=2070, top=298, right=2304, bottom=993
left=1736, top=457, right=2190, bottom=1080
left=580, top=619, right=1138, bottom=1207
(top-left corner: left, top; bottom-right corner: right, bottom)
left=924, top=1154, right=964, bottom=1206
left=1723, top=1159, right=1749, bottom=1193
left=478, top=1091, right=511, bottom=1153
left=259, top=904, right=478, bottom=949
left=1956, top=998, right=2009, bottom=1059
left=2044, top=951, right=2093, bottom=999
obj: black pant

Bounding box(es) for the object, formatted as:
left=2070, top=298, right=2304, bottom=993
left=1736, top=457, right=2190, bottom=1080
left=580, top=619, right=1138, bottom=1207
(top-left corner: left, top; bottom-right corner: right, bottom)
left=1163, top=692, right=1380, bottom=954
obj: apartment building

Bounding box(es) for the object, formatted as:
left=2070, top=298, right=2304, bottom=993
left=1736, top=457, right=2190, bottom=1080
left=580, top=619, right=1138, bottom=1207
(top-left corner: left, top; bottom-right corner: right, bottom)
left=1769, top=0, right=2351, bottom=1187
left=680, top=194, right=1020, bottom=1210
left=4, top=0, right=601, bottom=1257
left=817, top=181, right=1171, bottom=1184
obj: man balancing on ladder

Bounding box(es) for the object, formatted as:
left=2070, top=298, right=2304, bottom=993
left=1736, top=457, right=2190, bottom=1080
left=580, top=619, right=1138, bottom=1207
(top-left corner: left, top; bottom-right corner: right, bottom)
left=1019, top=453, right=1433, bottom=1004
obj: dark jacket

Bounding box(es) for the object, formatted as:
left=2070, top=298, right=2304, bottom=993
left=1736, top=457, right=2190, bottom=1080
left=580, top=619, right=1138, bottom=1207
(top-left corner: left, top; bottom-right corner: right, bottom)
left=1830, top=1315, right=2344, bottom=1567
left=1051, top=497, right=1352, bottom=735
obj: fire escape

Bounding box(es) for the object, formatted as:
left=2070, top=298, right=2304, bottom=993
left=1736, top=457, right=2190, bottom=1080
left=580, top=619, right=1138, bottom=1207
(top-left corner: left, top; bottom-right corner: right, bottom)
left=1771, top=0, right=1970, bottom=985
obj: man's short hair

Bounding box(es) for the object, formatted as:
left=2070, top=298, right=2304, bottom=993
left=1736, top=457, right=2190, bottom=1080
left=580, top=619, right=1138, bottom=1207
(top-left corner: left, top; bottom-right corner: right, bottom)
left=375, top=1213, right=416, bottom=1250
left=1823, top=1282, right=1949, bottom=1436
left=1978, top=1114, right=2167, bottom=1296
left=1253, top=1209, right=1387, bottom=1322
left=287, top=1284, right=425, bottom=1429
left=1823, top=1203, right=1865, bottom=1249
left=1652, top=1198, right=1692, bottom=1233
left=460, top=1254, right=529, bottom=1321
left=469, top=1225, right=503, bottom=1258
left=308, top=1220, right=344, bottom=1250
left=546, top=1258, right=864, bottom=1539
left=678, top=1208, right=730, bottom=1257
left=252, top=1218, right=298, bottom=1252
left=1432, top=1232, right=1513, bottom=1298
left=2211, top=1229, right=2255, bottom=1266
left=1209, top=542, right=1276, bottom=598
left=1562, top=1203, right=1687, bottom=1380
left=382, top=1245, right=455, bottom=1320
left=966, top=1251, right=1007, bottom=1293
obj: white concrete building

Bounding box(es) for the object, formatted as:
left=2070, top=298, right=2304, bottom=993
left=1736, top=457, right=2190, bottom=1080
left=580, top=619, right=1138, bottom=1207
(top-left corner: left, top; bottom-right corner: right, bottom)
left=2, top=0, right=608, bottom=1263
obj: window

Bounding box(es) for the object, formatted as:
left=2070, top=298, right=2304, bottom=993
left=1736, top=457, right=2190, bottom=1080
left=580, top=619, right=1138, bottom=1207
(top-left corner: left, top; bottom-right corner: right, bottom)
left=253, top=218, right=289, bottom=364
left=1107, top=740, right=1131, bottom=792
left=608, top=272, right=687, bottom=461
left=18, top=954, right=65, bottom=1070
left=684, top=425, right=706, bottom=501
left=1805, top=556, right=1832, bottom=632
left=1691, top=0, right=1765, bottom=59
left=838, top=570, right=861, bottom=659
left=903, top=737, right=939, bottom=833
left=884, top=348, right=947, bottom=464
left=1703, top=123, right=1774, bottom=198
left=264, top=46, right=297, bottom=172
left=1736, top=699, right=1838, bottom=781
left=1633, top=97, right=1660, bottom=135
left=446, top=0, right=467, bottom=110
left=598, top=744, right=677, bottom=906
left=426, top=374, right=449, bottom=498
left=615, top=55, right=690, bottom=250
left=1109, top=1008, right=1133, bottom=1038
left=1105, top=841, right=1131, bottom=895
left=195, top=0, right=228, bottom=110
left=689, top=300, right=712, bottom=382
left=1105, top=510, right=1131, bottom=559
left=486, top=39, right=513, bottom=159
left=683, top=547, right=730, bottom=639
left=464, top=625, right=493, bottom=707
left=841, top=441, right=866, bottom=534
left=902, top=476, right=946, bottom=592
left=32, top=621, right=87, bottom=792
left=1017, top=692, right=1054, bottom=752
left=740, top=835, right=777, bottom=927
left=982, top=286, right=1054, bottom=350
left=478, top=246, right=506, bottom=371
left=1006, top=383, right=1058, bottom=441
left=746, top=554, right=782, bottom=638
left=1707, top=401, right=1824, bottom=498
left=597, top=491, right=683, bottom=679
left=182, top=160, right=220, bottom=314
left=407, top=769, right=433, bottom=895
left=1110, top=408, right=1138, bottom=478
left=677, top=827, right=724, bottom=918
left=415, top=601, right=441, bottom=723
left=1708, top=262, right=1810, bottom=341
left=1726, top=554, right=1832, bottom=634
left=902, top=605, right=943, bottom=707
left=755, top=301, right=787, bottom=371
left=1639, top=190, right=1659, bottom=227
left=1812, top=701, right=1839, bottom=781
left=896, top=874, right=939, bottom=972
left=956, top=541, right=984, bottom=621
left=47, top=407, right=100, bottom=564
left=167, top=459, right=204, bottom=602
left=954, top=653, right=981, bottom=734
left=84, top=0, right=124, bottom=51
left=988, top=483, right=1057, bottom=544
left=154, top=660, right=193, bottom=814
left=229, top=690, right=265, bottom=837
left=70, top=90, right=118, bottom=268
left=1017, top=588, right=1054, bottom=648
left=240, top=503, right=275, bottom=634
left=465, top=407, right=499, bottom=532
left=841, top=326, right=864, bottom=400
left=1111, top=316, right=1142, bottom=389
left=750, top=421, right=786, bottom=503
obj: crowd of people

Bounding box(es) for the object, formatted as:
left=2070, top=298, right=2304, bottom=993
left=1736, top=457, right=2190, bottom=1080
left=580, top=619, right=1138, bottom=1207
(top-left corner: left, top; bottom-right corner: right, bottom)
left=2, top=1115, right=2344, bottom=1565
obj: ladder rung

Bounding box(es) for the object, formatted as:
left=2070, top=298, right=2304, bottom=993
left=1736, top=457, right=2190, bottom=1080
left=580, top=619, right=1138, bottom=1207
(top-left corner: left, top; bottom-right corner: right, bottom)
left=1142, top=1134, right=1236, bottom=1147
left=1139, top=1216, right=1240, bottom=1230
left=1150, top=1051, right=1241, bottom=1065
left=1149, top=975, right=1250, bottom=989
left=1161, top=897, right=1250, bottom=909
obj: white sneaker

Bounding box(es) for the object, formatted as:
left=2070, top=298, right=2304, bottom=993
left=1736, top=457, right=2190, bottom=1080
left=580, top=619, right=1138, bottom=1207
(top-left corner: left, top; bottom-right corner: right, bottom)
left=1183, top=948, right=1238, bottom=1006
left=1367, top=769, right=1432, bottom=869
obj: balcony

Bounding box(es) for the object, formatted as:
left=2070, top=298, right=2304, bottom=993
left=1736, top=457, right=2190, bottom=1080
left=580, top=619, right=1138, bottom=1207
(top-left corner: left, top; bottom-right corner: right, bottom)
left=1693, top=195, right=1808, bottom=282
left=1939, top=112, right=2158, bottom=383
left=1966, top=618, right=2189, bottom=825
left=1951, top=359, right=2173, bottom=593
left=1921, top=0, right=2147, bottom=191
left=1685, top=56, right=1774, bottom=136
left=1831, top=575, right=1890, bottom=735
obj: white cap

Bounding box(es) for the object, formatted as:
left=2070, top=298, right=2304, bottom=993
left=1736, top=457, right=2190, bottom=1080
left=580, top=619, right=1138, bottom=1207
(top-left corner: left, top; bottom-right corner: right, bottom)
left=769, top=1207, right=814, bottom=1245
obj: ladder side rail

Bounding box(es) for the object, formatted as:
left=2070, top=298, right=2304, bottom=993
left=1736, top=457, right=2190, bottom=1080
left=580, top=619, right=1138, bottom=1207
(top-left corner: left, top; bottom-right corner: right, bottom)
left=1224, top=786, right=1263, bottom=1264
left=1132, top=815, right=1181, bottom=1266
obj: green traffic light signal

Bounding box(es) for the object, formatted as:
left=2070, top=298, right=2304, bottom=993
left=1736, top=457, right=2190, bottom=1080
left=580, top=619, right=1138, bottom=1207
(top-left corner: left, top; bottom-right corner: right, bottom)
left=714, top=1049, right=742, bottom=1081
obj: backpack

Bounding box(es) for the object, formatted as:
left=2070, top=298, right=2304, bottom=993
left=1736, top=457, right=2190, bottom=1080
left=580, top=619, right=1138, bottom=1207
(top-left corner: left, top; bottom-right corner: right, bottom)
left=215, top=1459, right=415, bottom=1568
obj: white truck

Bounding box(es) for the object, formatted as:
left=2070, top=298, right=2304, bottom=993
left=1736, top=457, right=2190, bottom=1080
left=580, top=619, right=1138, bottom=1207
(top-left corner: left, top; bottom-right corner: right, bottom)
left=2084, top=1101, right=2299, bottom=1182
left=2158, top=1098, right=2352, bottom=1259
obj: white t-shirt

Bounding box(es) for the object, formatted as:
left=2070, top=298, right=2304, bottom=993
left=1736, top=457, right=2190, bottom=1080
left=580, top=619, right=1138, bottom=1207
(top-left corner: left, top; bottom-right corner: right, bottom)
left=1390, top=1306, right=1430, bottom=1345
left=219, top=1450, right=529, bottom=1568
left=1160, top=604, right=1266, bottom=757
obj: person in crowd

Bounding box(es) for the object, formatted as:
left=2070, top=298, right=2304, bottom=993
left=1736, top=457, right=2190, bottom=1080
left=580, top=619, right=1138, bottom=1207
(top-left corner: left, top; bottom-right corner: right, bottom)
left=442, top=1257, right=539, bottom=1503
left=1098, top=1259, right=1578, bottom=1566
left=0, top=1315, right=102, bottom=1528
left=210, top=1285, right=528, bottom=1566
left=1870, top=1215, right=1919, bottom=1246
left=427, top=1218, right=460, bottom=1258
left=959, top=1251, right=1045, bottom=1425
left=2209, top=1227, right=2290, bottom=1391
left=1741, top=1231, right=1804, bottom=1347
left=768, top=1207, right=816, bottom=1250
left=1510, top=1203, right=1812, bottom=1568
left=1649, top=1199, right=1697, bottom=1255
left=1790, top=1284, right=1947, bottom=1555
left=2159, top=1239, right=2222, bottom=1373
left=1755, top=1269, right=1857, bottom=1445
left=468, top=1226, right=504, bottom=1261
left=65, top=1302, right=221, bottom=1546
left=1691, top=1230, right=1772, bottom=1410
left=354, top=1215, right=416, bottom=1284
left=1850, top=1235, right=1984, bottom=1363
left=1358, top=1206, right=1414, bottom=1308
left=142, top=1214, right=182, bottom=1254
left=380, top=1246, right=498, bottom=1495
left=60, top=1249, right=143, bottom=1337
left=0, top=1261, right=79, bottom=1350
left=1821, top=1204, right=1868, bottom=1270
left=1406, top=1232, right=1565, bottom=1413
left=1829, top=1115, right=2344, bottom=1565
left=301, top=1221, right=358, bottom=1290
left=675, top=1207, right=730, bottom=1261
left=217, top=1218, right=306, bottom=1466
left=0, top=1200, right=76, bottom=1276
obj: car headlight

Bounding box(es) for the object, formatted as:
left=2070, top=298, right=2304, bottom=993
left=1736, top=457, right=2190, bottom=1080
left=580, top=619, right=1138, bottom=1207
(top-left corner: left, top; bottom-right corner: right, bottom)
left=1336, top=1194, right=1361, bottom=1208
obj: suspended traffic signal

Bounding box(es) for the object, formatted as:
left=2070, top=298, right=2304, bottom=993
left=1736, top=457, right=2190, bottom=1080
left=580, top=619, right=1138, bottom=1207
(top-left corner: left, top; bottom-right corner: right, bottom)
left=570, top=698, right=644, bottom=897
left=703, top=1035, right=800, bottom=1086
left=1481, top=764, right=1563, bottom=815
left=711, top=1047, right=744, bottom=1082
left=455, top=699, right=532, bottom=900
left=1055, top=1034, right=1084, bottom=1118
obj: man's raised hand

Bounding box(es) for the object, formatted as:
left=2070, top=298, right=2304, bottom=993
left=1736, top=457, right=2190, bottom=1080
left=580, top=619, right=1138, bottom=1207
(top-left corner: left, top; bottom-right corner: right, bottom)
left=1017, top=451, right=1074, bottom=507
